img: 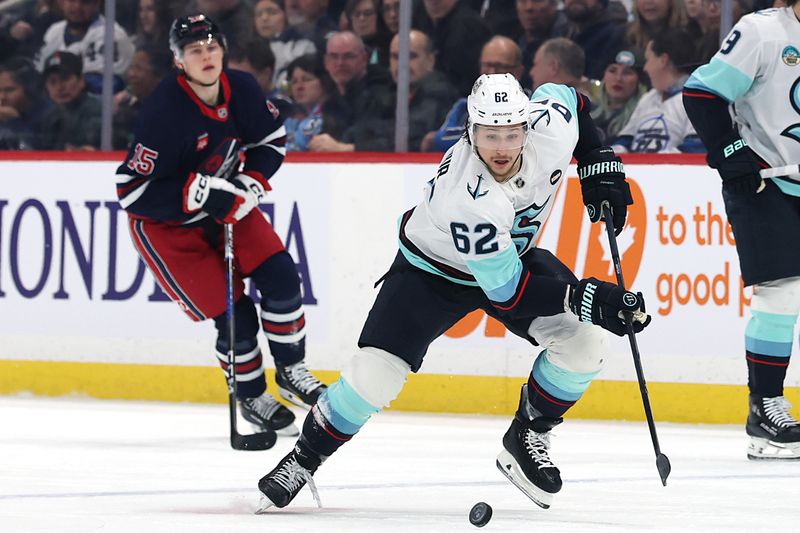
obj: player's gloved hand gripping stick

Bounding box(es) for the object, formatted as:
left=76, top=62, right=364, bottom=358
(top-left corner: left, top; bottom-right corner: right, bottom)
left=601, top=202, right=671, bottom=486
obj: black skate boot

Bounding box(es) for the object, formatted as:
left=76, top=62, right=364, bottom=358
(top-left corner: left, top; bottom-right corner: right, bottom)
left=240, top=392, right=299, bottom=437
left=496, top=387, right=563, bottom=509
left=746, top=394, right=800, bottom=460
left=275, top=361, right=327, bottom=409
left=257, top=442, right=323, bottom=510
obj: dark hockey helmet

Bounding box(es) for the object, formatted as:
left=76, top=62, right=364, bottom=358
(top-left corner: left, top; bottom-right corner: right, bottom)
left=169, top=14, right=227, bottom=59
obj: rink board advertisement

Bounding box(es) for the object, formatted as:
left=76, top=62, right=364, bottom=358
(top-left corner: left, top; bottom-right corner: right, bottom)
left=0, top=153, right=797, bottom=422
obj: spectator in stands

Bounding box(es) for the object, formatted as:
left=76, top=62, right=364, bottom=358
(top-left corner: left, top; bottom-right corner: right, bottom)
left=134, top=0, right=180, bottom=47
left=186, top=0, right=254, bottom=50
left=590, top=48, right=647, bottom=143
left=292, top=0, right=339, bottom=52
left=0, top=56, right=52, bottom=150
left=413, top=0, right=492, bottom=94
left=530, top=37, right=600, bottom=98
left=112, top=43, right=173, bottom=149
left=692, top=0, right=752, bottom=63
left=309, top=30, right=394, bottom=150
left=254, top=0, right=317, bottom=88
left=344, top=0, right=392, bottom=65
left=0, top=0, right=62, bottom=62
left=516, top=0, right=572, bottom=89
left=626, top=0, right=689, bottom=57
left=384, top=29, right=458, bottom=151
left=563, top=0, right=627, bottom=80
left=37, top=0, right=135, bottom=94
left=423, top=35, right=524, bottom=152
left=380, top=0, right=400, bottom=35
left=40, top=50, right=102, bottom=150
left=227, top=38, right=294, bottom=116
left=284, top=54, right=341, bottom=150
left=467, top=0, right=522, bottom=38
left=612, top=31, right=703, bottom=153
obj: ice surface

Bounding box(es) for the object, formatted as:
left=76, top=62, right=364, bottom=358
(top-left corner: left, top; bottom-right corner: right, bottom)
left=1, top=397, right=798, bottom=532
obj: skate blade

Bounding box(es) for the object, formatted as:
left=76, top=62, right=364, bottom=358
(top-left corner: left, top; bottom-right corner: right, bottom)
left=278, top=387, right=314, bottom=410
left=747, top=437, right=800, bottom=460
left=496, top=450, right=555, bottom=509
left=255, top=495, right=276, bottom=514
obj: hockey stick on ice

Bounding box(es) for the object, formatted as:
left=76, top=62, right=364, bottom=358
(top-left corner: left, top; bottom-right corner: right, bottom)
left=224, top=224, right=276, bottom=451
left=601, top=203, right=671, bottom=486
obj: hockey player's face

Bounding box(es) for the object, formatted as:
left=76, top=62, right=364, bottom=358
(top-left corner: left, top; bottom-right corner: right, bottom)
left=180, top=40, right=224, bottom=84
left=474, top=124, right=527, bottom=180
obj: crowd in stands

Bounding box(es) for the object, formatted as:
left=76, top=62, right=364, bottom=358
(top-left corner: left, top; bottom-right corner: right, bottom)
left=0, top=0, right=778, bottom=152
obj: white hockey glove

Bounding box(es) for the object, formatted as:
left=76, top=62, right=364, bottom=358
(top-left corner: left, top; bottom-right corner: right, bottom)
left=232, top=173, right=270, bottom=204
left=183, top=172, right=256, bottom=224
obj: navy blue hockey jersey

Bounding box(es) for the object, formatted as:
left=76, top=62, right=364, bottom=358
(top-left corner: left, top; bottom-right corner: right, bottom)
left=115, top=69, right=287, bottom=223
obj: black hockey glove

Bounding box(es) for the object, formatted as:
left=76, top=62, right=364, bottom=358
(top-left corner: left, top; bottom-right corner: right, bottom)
left=577, top=147, right=632, bottom=235
left=706, top=132, right=762, bottom=196
left=183, top=172, right=256, bottom=224
left=569, top=277, right=651, bottom=337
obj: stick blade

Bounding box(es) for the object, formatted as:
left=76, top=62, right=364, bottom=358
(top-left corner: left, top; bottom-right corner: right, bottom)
left=656, top=453, right=671, bottom=486
left=231, top=430, right=277, bottom=451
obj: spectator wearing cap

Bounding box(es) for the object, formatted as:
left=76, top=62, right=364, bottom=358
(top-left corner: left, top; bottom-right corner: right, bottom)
left=412, top=0, right=493, bottom=95
left=529, top=37, right=600, bottom=98
left=40, top=50, right=102, bottom=150
left=516, top=0, right=572, bottom=89
left=626, top=0, right=689, bottom=59
left=36, top=0, right=134, bottom=94
left=563, top=0, right=627, bottom=80
left=590, top=48, right=648, bottom=143
left=253, top=0, right=317, bottom=87
left=612, top=30, right=704, bottom=153
left=112, top=43, right=173, bottom=149
left=423, top=35, right=525, bottom=152
left=0, top=56, right=52, bottom=150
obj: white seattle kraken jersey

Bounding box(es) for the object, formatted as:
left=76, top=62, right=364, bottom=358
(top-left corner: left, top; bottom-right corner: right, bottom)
left=37, top=16, right=134, bottom=77
left=686, top=8, right=800, bottom=194
left=615, top=87, right=697, bottom=153
left=399, top=83, right=578, bottom=301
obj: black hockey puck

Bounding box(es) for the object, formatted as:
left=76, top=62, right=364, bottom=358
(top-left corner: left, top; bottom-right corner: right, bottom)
left=469, top=502, right=492, bottom=527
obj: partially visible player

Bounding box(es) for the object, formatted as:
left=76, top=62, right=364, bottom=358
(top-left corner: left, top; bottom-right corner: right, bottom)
left=683, top=5, right=800, bottom=459
left=257, top=74, right=651, bottom=509
left=115, top=14, right=326, bottom=440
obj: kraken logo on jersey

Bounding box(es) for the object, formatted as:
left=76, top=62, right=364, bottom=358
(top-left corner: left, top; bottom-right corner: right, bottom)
left=511, top=197, right=551, bottom=254
left=467, top=174, right=489, bottom=200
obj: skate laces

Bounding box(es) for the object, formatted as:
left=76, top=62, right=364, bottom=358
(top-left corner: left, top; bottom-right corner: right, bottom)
left=763, top=396, right=799, bottom=428
left=523, top=429, right=555, bottom=469
left=273, top=454, right=322, bottom=508
left=283, top=362, right=323, bottom=394
left=243, top=394, right=282, bottom=420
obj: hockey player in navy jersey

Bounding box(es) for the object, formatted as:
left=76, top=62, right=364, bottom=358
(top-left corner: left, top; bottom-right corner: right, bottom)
left=257, top=74, right=652, bottom=510
left=115, top=15, right=326, bottom=441
left=684, top=4, right=800, bottom=460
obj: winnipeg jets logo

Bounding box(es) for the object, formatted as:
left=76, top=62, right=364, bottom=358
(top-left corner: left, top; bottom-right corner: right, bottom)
left=467, top=174, right=489, bottom=200
left=217, top=106, right=228, bottom=119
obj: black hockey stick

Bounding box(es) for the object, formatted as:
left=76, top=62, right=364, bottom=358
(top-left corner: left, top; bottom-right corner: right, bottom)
left=224, top=223, right=276, bottom=451
left=601, top=203, right=671, bottom=486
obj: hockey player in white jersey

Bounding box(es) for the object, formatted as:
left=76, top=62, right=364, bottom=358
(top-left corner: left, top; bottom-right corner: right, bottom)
left=257, top=74, right=652, bottom=510
left=684, top=5, right=800, bottom=459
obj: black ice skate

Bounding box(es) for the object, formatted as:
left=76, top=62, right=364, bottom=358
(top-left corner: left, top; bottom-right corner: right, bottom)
left=257, top=444, right=322, bottom=511
left=496, top=387, right=563, bottom=509
left=240, top=392, right=299, bottom=436
left=276, top=361, right=327, bottom=409
left=746, top=394, right=800, bottom=460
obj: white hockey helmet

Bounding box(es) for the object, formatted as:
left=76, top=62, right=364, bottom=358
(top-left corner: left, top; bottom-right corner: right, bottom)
left=466, top=73, right=529, bottom=151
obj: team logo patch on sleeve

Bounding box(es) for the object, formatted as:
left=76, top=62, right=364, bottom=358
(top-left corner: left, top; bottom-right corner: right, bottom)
left=196, top=133, right=209, bottom=151
left=266, top=99, right=280, bottom=119
left=782, top=46, right=800, bottom=67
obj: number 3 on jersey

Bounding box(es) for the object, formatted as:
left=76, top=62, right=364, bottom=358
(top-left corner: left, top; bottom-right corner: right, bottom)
left=450, top=222, right=498, bottom=254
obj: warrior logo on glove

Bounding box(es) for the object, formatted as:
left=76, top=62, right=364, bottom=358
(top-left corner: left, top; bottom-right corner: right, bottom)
left=570, top=277, right=651, bottom=337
